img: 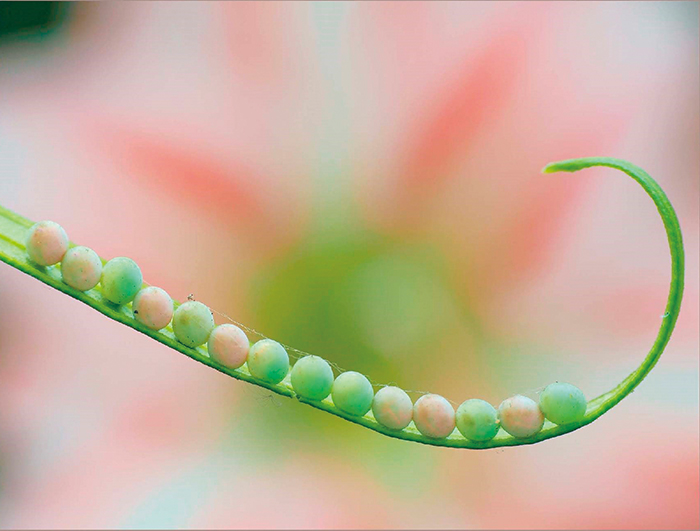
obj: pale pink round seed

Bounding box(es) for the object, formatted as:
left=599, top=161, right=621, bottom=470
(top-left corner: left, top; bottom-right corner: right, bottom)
left=132, top=287, right=174, bottom=331
left=498, top=395, right=545, bottom=438
left=413, top=393, right=456, bottom=439
left=25, top=221, right=69, bottom=266
left=372, top=386, right=413, bottom=431
left=208, top=324, right=249, bottom=370
left=61, top=246, right=102, bottom=291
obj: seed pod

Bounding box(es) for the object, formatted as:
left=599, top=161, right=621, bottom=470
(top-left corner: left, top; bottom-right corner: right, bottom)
left=0, top=156, right=683, bottom=450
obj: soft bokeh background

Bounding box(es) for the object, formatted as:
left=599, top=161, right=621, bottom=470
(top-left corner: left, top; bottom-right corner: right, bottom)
left=0, top=2, right=698, bottom=529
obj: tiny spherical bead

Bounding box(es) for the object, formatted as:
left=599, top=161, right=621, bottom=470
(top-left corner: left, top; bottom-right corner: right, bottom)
left=456, top=399, right=500, bottom=442
left=172, top=300, right=215, bottom=347
left=247, top=339, right=289, bottom=384
left=291, top=355, right=334, bottom=401
left=413, top=394, right=456, bottom=439
left=372, top=386, right=413, bottom=431
left=208, top=324, right=249, bottom=370
left=331, top=371, right=374, bottom=417
left=100, top=257, right=143, bottom=305
left=132, top=286, right=174, bottom=331
left=498, top=395, right=544, bottom=438
left=539, top=382, right=587, bottom=426
left=61, top=246, right=102, bottom=291
left=25, top=221, right=69, bottom=266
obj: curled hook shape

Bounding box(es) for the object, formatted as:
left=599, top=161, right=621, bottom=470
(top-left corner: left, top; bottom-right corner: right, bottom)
left=0, top=157, right=685, bottom=448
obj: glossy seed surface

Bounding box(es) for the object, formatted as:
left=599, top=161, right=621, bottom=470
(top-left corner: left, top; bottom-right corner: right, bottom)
left=172, top=300, right=215, bottom=347
left=208, top=324, right=249, bottom=370
left=413, top=394, right=456, bottom=439
left=61, top=246, right=102, bottom=291
left=456, top=399, right=500, bottom=442
left=101, top=257, right=143, bottom=305
left=372, top=386, right=413, bottom=431
left=291, top=355, right=334, bottom=401
left=539, top=382, right=587, bottom=425
left=25, top=221, right=69, bottom=266
left=132, top=286, right=174, bottom=331
left=247, top=339, right=289, bottom=384
left=331, top=371, right=374, bottom=416
left=498, top=395, right=544, bottom=438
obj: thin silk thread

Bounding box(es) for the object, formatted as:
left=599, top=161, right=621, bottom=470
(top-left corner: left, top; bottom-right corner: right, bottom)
left=172, top=289, right=532, bottom=407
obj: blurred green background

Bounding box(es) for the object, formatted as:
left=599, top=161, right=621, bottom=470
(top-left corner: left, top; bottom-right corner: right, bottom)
left=0, top=2, right=698, bottom=529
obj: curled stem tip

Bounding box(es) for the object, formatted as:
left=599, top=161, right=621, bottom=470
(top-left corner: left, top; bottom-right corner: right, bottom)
left=541, top=157, right=684, bottom=420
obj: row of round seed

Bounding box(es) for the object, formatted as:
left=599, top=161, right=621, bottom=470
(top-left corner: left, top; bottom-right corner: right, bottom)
left=26, top=220, right=588, bottom=442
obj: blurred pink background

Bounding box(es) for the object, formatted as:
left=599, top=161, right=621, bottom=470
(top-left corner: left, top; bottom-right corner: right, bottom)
left=0, top=2, right=698, bottom=529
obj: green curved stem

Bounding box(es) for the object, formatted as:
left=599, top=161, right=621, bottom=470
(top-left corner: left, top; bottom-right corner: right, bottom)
left=0, top=157, right=684, bottom=449
left=541, top=158, right=685, bottom=423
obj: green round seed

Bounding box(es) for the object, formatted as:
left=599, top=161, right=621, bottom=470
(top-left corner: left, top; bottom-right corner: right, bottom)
left=456, top=399, right=500, bottom=442
left=331, top=371, right=374, bottom=417
left=61, top=246, right=102, bottom=291
left=291, top=355, right=334, bottom=401
left=172, top=300, right=215, bottom=347
left=247, top=339, right=289, bottom=384
left=539, top=382, right=587, bottom=426
left=100, top=257, right=143, bottom=305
